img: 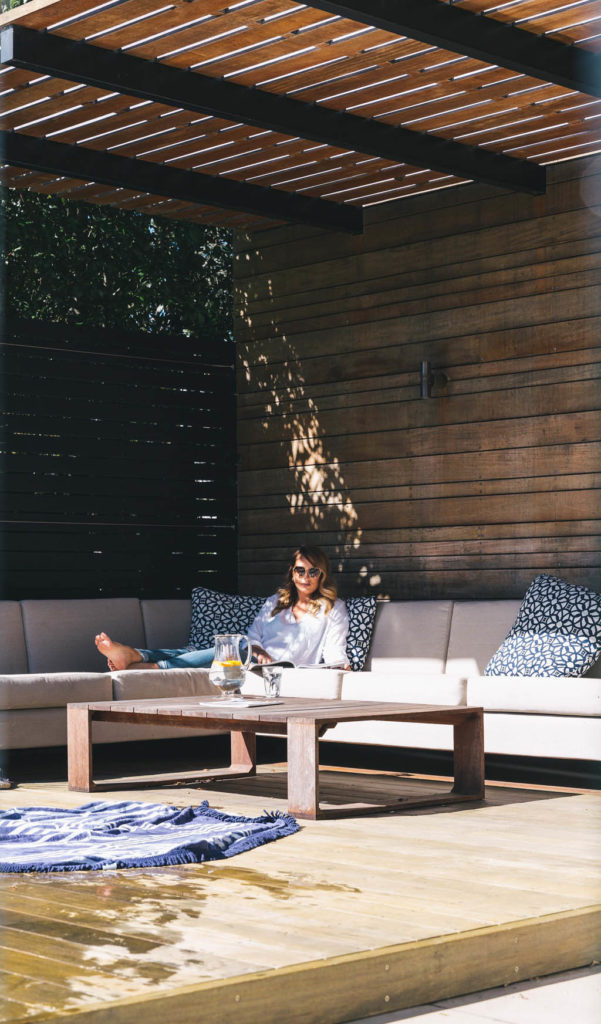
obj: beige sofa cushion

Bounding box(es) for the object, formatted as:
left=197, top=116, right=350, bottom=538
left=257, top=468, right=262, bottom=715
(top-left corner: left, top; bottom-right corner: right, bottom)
left=467, top=675, right=601, bottom=717
left=0, top=672, right=113, bottom=710
left=21, top=599, right=145, bottom=674
left=141, top=599, right=191, bottom=649
left=0, top=602, right=28, bottom=673
left=446, top=601, right=521, bottom=675
left=367, top=601, right=453, bottom=673
left=111, top=668, right=216, bottom=701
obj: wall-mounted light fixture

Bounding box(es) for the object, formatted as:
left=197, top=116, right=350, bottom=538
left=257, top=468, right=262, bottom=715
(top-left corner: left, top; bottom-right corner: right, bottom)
left=420, top=360, right=449, bottom=399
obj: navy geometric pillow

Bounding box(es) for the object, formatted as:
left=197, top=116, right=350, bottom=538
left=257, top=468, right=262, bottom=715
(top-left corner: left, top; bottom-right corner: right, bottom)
left=189, top=587, right=266, bottom=650
left=345, top=596, right=378, bottom=672
left=485, top=575, right=601, bottom=677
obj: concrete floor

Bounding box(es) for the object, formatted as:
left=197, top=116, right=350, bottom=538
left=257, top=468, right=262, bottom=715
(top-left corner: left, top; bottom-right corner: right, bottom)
left=349, top=966, right=601, bottom=1024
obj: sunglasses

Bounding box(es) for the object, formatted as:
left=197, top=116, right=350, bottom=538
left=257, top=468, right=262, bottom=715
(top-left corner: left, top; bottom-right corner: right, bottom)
left=293, top=566, right=321, bottom=579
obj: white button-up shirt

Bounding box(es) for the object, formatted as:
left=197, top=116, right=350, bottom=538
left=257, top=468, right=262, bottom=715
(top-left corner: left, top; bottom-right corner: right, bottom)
left=247, top=594, right=349, bottom=666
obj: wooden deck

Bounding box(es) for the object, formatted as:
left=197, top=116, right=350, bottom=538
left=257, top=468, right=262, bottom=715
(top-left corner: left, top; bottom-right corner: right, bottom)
left=0, top=765, right=599, bottom=1024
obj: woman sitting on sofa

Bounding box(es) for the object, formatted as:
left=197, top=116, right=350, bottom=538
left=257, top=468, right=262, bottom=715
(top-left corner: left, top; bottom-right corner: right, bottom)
left=95, top=546, right=350, bottom=671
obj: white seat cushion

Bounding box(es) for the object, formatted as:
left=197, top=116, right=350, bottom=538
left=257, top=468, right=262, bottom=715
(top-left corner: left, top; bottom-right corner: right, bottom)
left=241, top=668, right=343, bottom=699
left=467, top=675, right=601, bottom=717
left=341, top=670, right=466, bottom=706
left=111, top=668, right=216, bottom=701
left=0, top=672, right=113, bottom=710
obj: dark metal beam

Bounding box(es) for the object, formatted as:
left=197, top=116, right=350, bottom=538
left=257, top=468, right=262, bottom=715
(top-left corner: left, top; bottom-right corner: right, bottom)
left=308, top=0, right=601, bottom=98
left=1, top=25, right=546, bottom=194
left=0, top=130, right=364, bottom=233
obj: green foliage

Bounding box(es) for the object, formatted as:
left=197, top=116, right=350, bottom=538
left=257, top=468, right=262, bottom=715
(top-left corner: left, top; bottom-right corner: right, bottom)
left=1, top=188, right=233, bottom=338
left=0, top=0, right=27, bottom=13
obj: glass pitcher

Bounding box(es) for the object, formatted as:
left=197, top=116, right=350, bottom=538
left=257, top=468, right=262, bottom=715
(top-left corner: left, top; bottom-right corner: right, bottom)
left=209, top=634, right=252, bottom=698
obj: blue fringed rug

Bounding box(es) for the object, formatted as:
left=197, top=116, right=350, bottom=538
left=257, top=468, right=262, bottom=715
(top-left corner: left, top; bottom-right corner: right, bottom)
left=0, top=800, right=300, bottom=873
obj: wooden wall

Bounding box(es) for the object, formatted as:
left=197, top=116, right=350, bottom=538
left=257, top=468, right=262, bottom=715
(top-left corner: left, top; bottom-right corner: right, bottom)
left=234, top=156, right=601, bottom=600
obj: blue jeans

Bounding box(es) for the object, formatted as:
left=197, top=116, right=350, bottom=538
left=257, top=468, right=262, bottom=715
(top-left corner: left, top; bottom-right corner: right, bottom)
left=136, top=646, right=215, bottom=670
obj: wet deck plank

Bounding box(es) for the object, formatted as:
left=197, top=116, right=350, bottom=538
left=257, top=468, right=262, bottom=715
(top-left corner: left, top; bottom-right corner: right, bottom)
left=0, top=767, right=599, bottom=1023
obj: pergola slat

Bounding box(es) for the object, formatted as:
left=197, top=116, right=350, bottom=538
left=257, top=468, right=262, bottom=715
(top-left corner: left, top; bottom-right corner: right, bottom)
left=307, top=0, right=601, bottom=98
left=1, top=24, right=546, bottom=195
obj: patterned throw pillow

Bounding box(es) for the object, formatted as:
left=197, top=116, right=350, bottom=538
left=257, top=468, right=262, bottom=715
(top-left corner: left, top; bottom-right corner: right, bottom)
left=188, top=587, right=266, bottom=649
left=485, top=575, right=601, bottom=677
left=345, top=596, right=378, bottom=672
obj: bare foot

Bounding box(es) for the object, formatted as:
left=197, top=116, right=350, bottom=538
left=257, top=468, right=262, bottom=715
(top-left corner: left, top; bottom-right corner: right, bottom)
left=95, top=633, right=143, bottom=671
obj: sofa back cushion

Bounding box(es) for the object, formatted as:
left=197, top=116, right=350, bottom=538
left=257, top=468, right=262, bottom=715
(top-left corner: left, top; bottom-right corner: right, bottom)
left=366, top=600, right=453, bottom=673
left=446, top=601, right=521, bottom=676
left=141, top=599, right=191, bottom=649
left=21, top=599, right=145, bottom=673
left=0, top=602, right=28, bottom=674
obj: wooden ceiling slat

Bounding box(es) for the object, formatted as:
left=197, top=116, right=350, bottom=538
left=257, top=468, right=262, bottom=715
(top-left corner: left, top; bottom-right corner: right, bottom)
left=450, top=109, right=596, bottom=149
left=4, top=89, right=137, bottom=134
left=331, top=74, right=562, bottom=123
left=51, top=0, right=194, bottom=42
left=161, top=25, right=395, bottom=78
left=48, top=104, right=193, bottom=148
left=307, top=65, right=529, bottom=116
left=379, top=84, right=575, bottom=135
left=0, top=75, right=82, bottom=114
left=88, top=118, right=218, bottom=156
left=0, top=66, right=48, bottom=91
left=255, top=40, right=449, bottom=96
left=12, top=0, right=124, bottom=31
left=108, top=2, right=332, bottom=59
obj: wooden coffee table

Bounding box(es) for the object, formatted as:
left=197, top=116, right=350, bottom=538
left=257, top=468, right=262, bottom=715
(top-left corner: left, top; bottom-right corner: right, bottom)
left=67, top=696, right=484, bottom=819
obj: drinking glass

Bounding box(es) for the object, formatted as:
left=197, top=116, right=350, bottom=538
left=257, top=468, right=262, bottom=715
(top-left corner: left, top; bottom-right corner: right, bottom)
left=262, top=665, right=282, bottom=698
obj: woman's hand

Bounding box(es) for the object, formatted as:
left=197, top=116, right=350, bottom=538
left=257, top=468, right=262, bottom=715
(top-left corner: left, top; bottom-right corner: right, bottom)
left=252, top=646, right=274, bottom=665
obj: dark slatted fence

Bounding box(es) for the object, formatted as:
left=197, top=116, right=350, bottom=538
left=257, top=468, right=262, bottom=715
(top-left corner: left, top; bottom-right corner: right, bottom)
left=1, top=317, right=236, bottom=598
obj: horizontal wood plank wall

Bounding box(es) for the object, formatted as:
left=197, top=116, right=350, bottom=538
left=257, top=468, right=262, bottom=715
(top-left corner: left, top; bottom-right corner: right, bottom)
left=234, top=157, right=601, bottom=600
left=1, top=318, right=237, bottom=598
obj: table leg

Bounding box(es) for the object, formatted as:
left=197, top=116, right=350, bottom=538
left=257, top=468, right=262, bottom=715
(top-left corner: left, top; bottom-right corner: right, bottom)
left=452, top=710, right=485, bottom=798
left=287, top=718, right=319, bottom=819
left=230, top=730, right=256, bottom=775
left=68, top=705, right=95, bottom=792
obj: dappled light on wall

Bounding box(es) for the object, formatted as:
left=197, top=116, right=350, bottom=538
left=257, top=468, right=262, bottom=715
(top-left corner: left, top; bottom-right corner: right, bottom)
left=236, top=259, right=378, bottom=594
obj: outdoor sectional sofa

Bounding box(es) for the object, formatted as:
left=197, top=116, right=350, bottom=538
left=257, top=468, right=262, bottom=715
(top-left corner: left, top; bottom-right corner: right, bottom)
left=1, top=593, right=600, bottom=767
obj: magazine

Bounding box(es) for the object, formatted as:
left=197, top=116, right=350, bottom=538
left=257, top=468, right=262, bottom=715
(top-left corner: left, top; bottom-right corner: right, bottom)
left=248, top=661, right=345, bottom=675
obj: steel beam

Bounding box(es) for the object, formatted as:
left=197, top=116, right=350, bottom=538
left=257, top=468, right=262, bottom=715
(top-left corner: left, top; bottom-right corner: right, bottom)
left=0, top=130, right=364, bottom=233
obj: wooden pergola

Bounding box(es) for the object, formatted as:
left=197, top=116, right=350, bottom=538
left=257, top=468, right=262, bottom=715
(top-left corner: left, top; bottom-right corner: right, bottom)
left=1, top=0, right=600, bottom=233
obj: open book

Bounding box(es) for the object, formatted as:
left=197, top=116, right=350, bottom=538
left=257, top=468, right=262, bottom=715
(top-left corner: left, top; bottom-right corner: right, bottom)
left=248, top=661, right=345, bottom=675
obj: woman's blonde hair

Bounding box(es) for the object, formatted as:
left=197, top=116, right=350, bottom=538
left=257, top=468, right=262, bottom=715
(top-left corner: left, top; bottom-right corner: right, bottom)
left=271, top=546, right=337, bottom=617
